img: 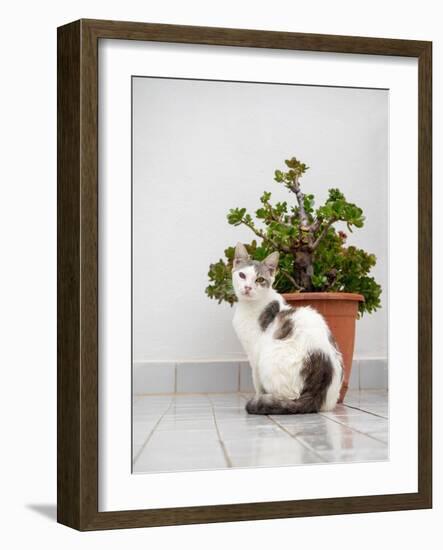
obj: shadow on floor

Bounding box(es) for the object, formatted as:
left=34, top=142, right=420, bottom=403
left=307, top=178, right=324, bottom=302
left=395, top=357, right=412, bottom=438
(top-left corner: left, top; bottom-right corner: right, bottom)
left=26, top=503, right=57, bottom=522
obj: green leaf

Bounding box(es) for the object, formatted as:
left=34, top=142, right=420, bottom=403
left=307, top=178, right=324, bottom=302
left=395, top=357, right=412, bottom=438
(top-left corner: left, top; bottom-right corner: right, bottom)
left=260, top=191, right=272, bottom=204
left=227, top=207, right=246, bottom=225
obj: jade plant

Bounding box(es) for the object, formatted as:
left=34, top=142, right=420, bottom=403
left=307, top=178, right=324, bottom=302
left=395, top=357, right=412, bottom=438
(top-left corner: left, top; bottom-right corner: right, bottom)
left=206, top=156, right=382, bottom=315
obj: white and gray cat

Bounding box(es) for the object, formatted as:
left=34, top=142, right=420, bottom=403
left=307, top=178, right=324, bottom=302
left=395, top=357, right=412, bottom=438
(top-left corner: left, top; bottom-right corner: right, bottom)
left=232, top=242, right=342, bottom=414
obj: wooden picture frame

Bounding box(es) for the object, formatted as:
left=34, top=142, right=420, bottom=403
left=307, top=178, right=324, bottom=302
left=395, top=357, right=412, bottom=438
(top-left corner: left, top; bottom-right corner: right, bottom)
left=57, top=19, right=432, bottom=530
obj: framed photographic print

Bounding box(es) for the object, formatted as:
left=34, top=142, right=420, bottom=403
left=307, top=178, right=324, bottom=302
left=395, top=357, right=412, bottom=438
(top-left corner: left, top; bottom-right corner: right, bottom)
left=57, top=19, right=432, bottom=530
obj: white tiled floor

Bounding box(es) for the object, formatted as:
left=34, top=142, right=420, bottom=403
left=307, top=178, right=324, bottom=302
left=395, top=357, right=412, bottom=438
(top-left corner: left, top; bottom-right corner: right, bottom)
left=132, top=390, right=389, bottom=473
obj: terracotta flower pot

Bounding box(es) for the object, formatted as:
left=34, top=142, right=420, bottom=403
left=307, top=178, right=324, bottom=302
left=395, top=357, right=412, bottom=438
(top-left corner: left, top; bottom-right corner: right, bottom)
left=282, top=292, right=364, bottom=403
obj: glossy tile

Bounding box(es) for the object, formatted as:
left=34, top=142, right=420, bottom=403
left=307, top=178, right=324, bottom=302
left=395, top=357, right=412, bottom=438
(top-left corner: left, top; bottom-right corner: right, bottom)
left=135, top=446, right=226, bottom=472
left=173, top=394, right=211, bottom=403
left=167, top=406, right=214, bottom=416
left=149, top=429, right=220, bottom=445
left=224, top=436, right=322, bottom=467
left=157, top=417, right=216, bottom=431
left=134, top=431, right=226, bottom=472
left=332, top=414, right=388, bottom=432
left=217, top=421, right=287, bottom=440
left=132, top=390, right=389, bottom=473
left=318, top=445, right=389, bottom=463
left=297, top=429, right=386, bottom=454
left=322, top=404, right=367, bottom=417
left=133, top=419, right=157, bottom=445
left=209, top=393, right=247, bottom=406
left=133, top=396, right=173, bottom=413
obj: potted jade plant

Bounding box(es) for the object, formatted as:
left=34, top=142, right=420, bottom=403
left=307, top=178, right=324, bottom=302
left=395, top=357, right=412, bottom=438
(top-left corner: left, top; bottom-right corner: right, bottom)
left=206, top=156, right=382, bottom=402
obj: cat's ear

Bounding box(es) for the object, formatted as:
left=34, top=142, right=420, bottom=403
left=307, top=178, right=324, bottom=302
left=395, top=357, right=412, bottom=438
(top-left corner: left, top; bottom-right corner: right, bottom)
left=234, top=242, right=250, bottom=268
left=263, top=251, right=279, bottom=276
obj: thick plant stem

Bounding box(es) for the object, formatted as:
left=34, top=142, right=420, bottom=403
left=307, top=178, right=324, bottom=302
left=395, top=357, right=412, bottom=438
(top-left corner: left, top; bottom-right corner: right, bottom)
left=281, top=270, right=303, bottom=291
left=293, top=249, right=314, bottom=291
left=241, top=219, right=291, bottom=253
left=290, top=175, right=309, bottom=229
left=311, top=219, right=336, bottom=252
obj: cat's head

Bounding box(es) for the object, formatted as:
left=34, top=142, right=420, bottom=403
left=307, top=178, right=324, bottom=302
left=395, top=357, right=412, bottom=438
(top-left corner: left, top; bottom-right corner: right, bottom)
left=232, top=242, right=279, bottom=302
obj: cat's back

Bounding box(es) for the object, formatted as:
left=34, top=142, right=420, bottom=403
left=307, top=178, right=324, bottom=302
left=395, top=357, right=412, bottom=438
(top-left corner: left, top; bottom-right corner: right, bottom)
left=292, top=304, right=330, bottom=331
left=261, top=303, right=332, bottom=353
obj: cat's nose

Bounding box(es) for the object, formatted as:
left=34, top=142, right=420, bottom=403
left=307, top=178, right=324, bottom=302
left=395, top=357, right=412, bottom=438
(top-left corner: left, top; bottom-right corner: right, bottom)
left=244, top=286, right=252, bottom=292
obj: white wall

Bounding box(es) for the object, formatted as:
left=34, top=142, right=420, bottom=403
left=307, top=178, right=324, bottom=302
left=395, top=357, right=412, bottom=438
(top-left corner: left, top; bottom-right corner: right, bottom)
left=133, top=77, right=388, bottom=362
left=3, top=0, right=442, bottom=548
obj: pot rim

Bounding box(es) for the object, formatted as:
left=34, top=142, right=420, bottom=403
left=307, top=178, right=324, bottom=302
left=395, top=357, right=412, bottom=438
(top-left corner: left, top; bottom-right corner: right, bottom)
left=282, top=291, right=365, bottom=302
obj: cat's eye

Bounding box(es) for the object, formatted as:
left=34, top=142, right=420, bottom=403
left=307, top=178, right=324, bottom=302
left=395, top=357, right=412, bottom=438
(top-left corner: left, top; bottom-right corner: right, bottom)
left=256, top=277, right=265, bottom=284
left=239, top=272, right=246, bottom=279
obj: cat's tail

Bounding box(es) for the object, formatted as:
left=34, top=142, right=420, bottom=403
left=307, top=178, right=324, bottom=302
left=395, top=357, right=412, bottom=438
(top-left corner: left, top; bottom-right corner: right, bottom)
left=245, top=393, right=323, bottom=415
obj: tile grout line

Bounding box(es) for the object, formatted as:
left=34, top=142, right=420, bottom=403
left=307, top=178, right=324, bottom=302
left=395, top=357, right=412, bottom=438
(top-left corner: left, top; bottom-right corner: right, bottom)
left=238, top=393, right=327, bottom=461
left=132, top=397, right=175, bottom=466
left=343, top=403, right=388, bottom=419
left=265, top=415, right=327, bottom=460
left=207, top=394, right=233, bottom=468
left=239, top=392, right=387, bottom=452
left=318, top=412, right=387, bottom=445
left=240, top=391, right=388, bottom=424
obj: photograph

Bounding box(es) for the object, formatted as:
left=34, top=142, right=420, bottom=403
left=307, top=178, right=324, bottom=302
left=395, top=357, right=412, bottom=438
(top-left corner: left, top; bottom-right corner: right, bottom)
left=131, top=76, right=389, bottom=474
